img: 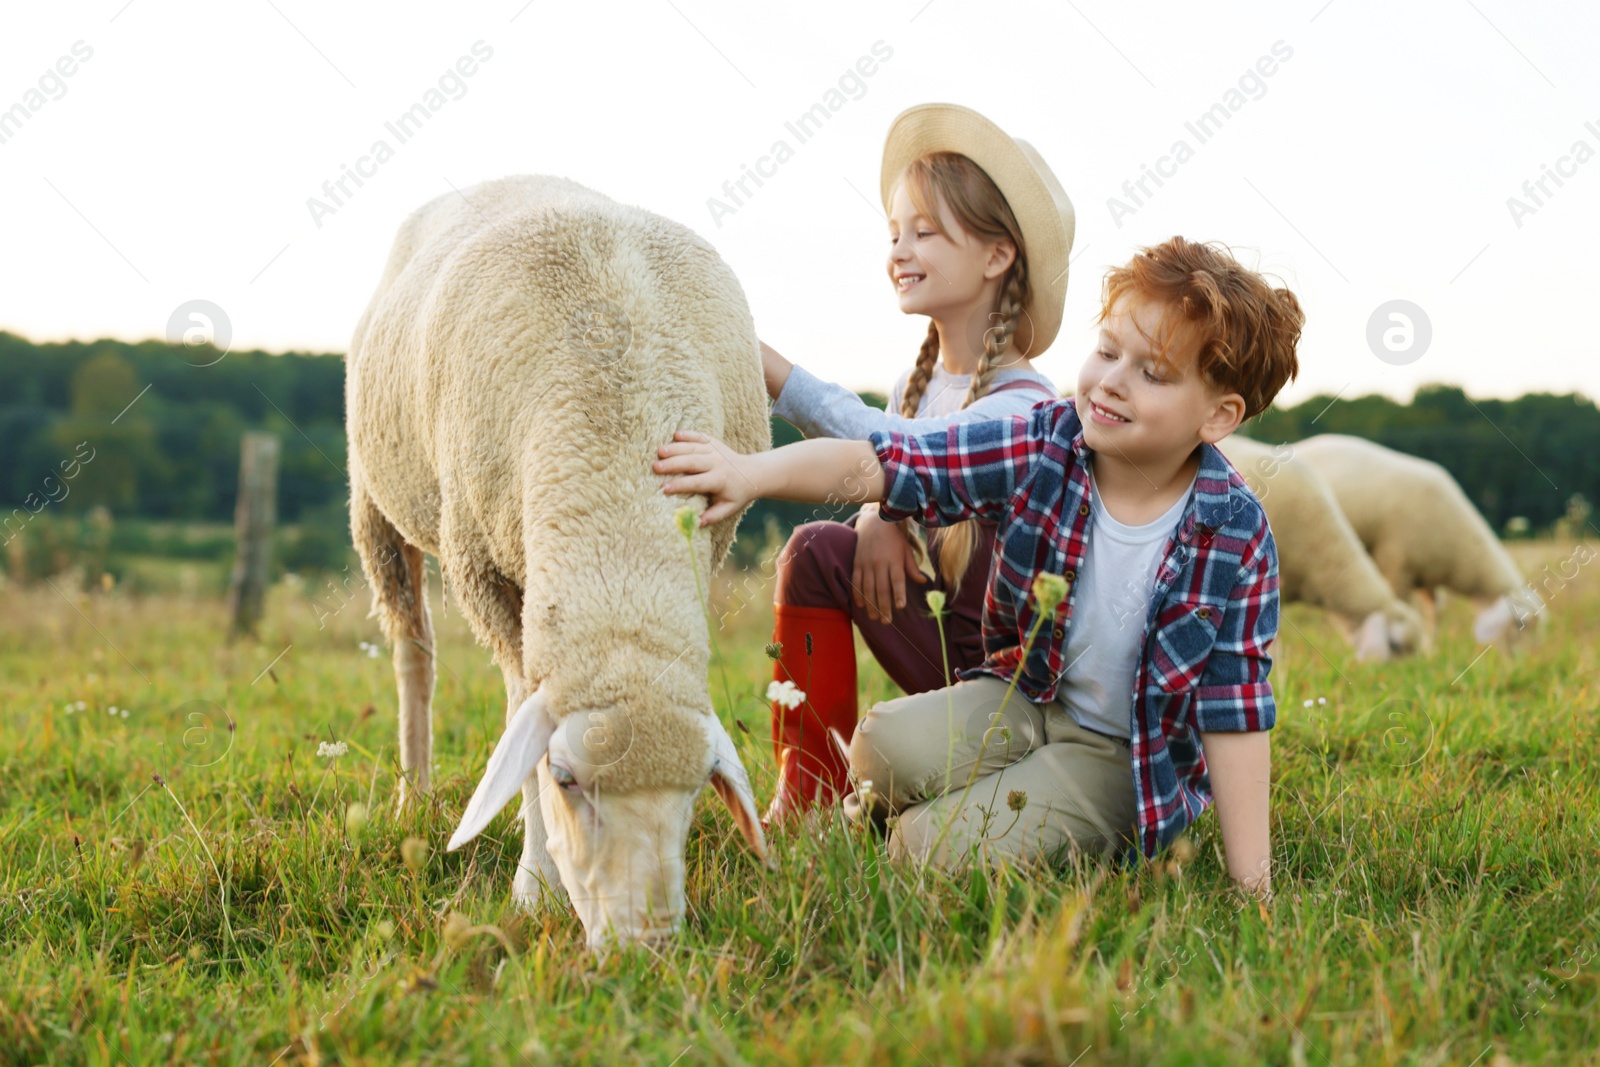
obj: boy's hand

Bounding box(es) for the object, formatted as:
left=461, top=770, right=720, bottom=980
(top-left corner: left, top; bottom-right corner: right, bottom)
left=655, top=430, right=760, bottom=526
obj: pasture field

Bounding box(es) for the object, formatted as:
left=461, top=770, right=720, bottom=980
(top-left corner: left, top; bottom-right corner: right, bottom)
left=1, top=538, right=1596, bottom=1066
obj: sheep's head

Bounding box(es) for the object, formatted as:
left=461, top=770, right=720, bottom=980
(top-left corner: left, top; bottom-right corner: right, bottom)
left=445, top=688, right=770, bottom=952
left=1473, top=589, right=1545, bottom=650
left=1351, top=602, right=1425, bottom=662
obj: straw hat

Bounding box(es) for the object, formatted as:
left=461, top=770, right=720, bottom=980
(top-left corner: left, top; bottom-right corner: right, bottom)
left=880, top=102, right=1075, bottom=357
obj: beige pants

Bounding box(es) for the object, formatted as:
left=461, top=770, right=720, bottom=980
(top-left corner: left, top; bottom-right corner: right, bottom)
left=842, top=675, right=1138, bottom=871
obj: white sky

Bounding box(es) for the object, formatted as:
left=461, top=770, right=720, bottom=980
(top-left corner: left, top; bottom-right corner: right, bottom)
left=2, top=0, right=1597, bottom=406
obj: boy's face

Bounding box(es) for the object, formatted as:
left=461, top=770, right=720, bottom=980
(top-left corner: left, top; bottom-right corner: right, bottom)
left=1074, top=294, right=1246, bottom=469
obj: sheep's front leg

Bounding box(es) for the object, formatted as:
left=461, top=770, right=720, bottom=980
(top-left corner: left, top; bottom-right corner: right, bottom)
left=1411, top=587, right=1438, bottom=654
left=502, top=667, right=568, bottom=909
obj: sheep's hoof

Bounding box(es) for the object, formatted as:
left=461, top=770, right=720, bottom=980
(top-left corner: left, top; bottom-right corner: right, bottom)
left=513, top=864, right=569, bottom=912
left=393, top=780, right=429, bottom=818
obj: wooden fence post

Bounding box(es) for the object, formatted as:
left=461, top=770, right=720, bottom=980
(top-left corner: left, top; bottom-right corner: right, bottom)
left=228, top=432, right=279, bottom=638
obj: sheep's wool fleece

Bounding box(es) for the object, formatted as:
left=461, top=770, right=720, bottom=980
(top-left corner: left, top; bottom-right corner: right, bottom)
left=347, top=175, right=770, bottom=792
left=1293, top=434, right=1523, bottom=598
left=1216, top=434, right=1397, bottom=617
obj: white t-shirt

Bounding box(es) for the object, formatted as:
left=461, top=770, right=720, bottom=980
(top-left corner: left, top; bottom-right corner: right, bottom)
left=1055, top=457, right=1196, bottom=738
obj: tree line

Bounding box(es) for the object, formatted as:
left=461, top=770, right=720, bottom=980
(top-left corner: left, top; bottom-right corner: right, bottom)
left=1, top=331, right=1593, bottom=567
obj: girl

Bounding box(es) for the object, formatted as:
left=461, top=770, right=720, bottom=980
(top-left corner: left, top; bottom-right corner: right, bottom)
left=757, top=103, right=1076, bottom=824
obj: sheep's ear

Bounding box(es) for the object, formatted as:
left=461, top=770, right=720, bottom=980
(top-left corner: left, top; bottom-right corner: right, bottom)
left=703, top=712, right=773, bottom=869
left=447, top=688, right=555, bottom=851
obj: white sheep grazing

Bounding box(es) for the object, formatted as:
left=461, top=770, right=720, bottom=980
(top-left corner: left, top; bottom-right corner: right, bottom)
left=1291, top=433, right=1542, bottom=649
left=346, top=174, right=772, bottom=951
left=1216, top=434, right=1425, bottom=661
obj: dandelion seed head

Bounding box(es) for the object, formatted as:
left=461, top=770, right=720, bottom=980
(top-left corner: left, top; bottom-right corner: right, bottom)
left=402, top=835, right=430, bottom=873
left=1032, top=573, right=1069, bottom=614
left=345, top=802, right=369, bottom=840
left=442, top=911, right=473, bottom=950
left=674, top=505, right=698, bottom=541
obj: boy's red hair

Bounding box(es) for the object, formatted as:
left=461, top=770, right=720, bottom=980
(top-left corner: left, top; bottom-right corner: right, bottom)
left=1098, top=236, right=1303, bottom=419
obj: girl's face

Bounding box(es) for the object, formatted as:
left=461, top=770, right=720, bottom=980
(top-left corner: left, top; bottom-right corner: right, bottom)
left=884, top=180, right=1014, bottom=324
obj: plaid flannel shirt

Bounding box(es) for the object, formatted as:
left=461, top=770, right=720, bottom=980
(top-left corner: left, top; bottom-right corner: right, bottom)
left=869, top=398, right=1279, bottom=863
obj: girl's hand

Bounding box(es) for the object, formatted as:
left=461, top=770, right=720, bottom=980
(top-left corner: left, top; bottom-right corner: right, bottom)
left=852, top=505, right=928, bottom=625
left=655, top=430, right=759, bottom=526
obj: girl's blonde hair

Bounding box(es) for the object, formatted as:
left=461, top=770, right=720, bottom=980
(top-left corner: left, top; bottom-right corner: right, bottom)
left=893, top=151, right=1033, bottom=598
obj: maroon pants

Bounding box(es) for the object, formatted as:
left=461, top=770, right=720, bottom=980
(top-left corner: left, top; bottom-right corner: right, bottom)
left=774, top=512, right=995, bottom=696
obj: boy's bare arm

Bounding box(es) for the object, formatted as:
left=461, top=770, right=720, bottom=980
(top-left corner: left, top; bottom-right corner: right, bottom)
left=655, top=430, right=884, bottom=525
left=1197, top=729, right=1271, bottom=899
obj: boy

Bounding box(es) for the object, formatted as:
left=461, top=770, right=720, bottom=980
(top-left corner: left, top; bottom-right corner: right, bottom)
left=656, top=237, right=1303, bottom=898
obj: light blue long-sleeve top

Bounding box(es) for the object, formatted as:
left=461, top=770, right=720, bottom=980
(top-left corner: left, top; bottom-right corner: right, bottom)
left=770, top=360, right=1061, bottom=440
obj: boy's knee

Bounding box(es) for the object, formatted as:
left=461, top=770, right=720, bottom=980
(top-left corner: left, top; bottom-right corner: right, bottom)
left=848, top=700, right=920, bottom=805
left=884, top=800, right=985, bottom=871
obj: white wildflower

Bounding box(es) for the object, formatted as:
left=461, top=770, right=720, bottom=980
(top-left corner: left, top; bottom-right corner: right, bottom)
left=1317, top=696, right=1327, bottom=705
left=108, top=706, right=118, bottom=716
left=357, top=641, right=381, bottom=659
left=1302, top=699, right=1313, bottom=708
left=120, top=708, right=130, bottom=719
left=318, top=740, right=349, bottom=759
left=765, top=680, right=806, bottom=710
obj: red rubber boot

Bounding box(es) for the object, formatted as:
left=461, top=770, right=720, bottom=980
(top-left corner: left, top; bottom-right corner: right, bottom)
left=763, top=603, right=858, bottom=826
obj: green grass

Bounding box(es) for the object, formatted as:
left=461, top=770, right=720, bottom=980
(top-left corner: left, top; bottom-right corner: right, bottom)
left=1, top=540, right=1597, bottom=1065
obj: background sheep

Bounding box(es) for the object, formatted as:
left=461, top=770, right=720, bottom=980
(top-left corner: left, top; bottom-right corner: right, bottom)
left=346, top=174, right=772, bottom=951
left=1292, top=433, right=1542, bottom=649
left=1217, top=434, right=1424, bottom=661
